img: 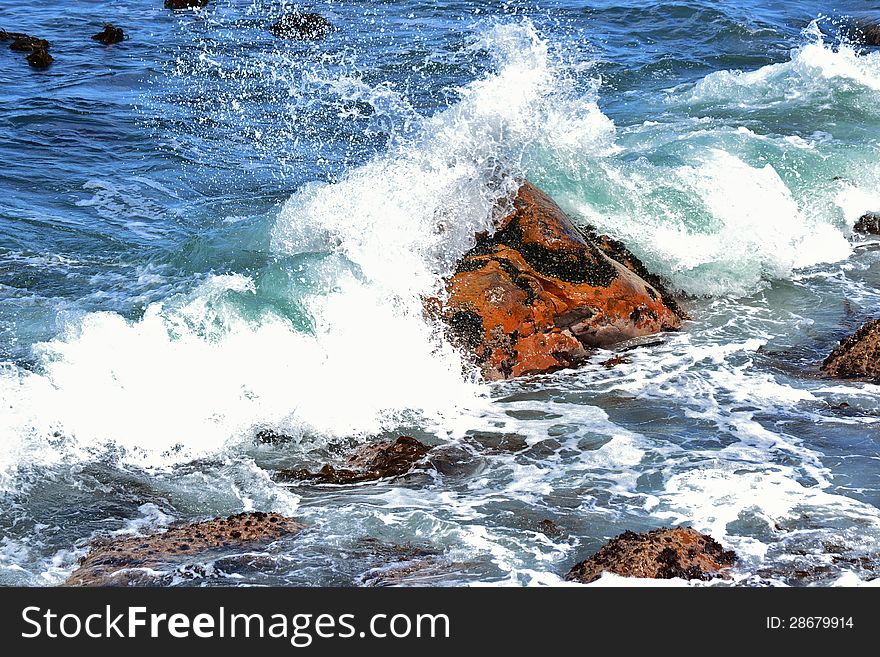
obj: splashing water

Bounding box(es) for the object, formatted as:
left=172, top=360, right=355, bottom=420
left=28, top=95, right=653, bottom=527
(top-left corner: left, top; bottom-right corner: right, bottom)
left=1, top=4, right=880, bottom=587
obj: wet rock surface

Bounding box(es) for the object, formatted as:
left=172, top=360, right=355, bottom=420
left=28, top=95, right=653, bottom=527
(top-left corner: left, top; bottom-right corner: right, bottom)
left=537, top=519, right=564, bottom=538
left=92, top=24, right=125, bottom=45
left=9, top=36, right=49, bottom=52
left=601, top=354, right=631, bottom=368
left=26, top=48, right=53, bottom=69
left=65, top=512, right=303, bottom=586
left=854, top=212, right=880, bottom=235
left=164, top=0, right=209, bottom=10
left=565, top=527, right=736, bottom=583
left=274, top=436, right=431, bottom=484
left=443, top=180, right=682, bottom=379
left=854, top=23, right=880, bottom=47
left=269, top=13, right=331, bottom=40
left=255, top=428, right=295, bottom=445
left=1, top=29, right=52, bottom=68
left=821, top=319, right=880, bottom=382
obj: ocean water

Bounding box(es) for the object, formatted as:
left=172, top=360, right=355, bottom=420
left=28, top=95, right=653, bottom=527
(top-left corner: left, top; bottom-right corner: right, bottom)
left=1, top=0, right=880, bottom=586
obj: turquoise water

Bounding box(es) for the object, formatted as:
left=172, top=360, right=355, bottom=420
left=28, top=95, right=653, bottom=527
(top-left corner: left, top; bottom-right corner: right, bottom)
left=1, top=1, right=880, bottom=586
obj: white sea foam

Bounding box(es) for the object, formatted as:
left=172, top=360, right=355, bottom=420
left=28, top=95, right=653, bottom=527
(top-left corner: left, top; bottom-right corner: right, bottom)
left=1, top=20, right=610, bottom=485
left=556, top=24, right=880, bottom=297
left=4, top=17, right=880, bottom=587
left=682, top=21, right=880, bottom=104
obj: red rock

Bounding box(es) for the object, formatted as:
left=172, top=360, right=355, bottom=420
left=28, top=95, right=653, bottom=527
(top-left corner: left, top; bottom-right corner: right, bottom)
left=443, top=181, right=682, bottom=379
left=565, top=527, right=736, bottom=583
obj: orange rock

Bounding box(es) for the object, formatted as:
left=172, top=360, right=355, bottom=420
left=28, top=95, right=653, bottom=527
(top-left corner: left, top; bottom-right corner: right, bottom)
left=443, top=180, right=682, bottom=379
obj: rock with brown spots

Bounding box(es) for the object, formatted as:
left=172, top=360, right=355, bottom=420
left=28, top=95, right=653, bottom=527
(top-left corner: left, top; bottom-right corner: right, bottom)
left=275, top=436, right=431, bottom=484
left=442, top=180, right=682, bottom=379
left=854, top=212, right=880, bottom=235
left=821, top=319, right=880, bottom=382
left=565, top=527, right=736, bottom=583
left=65, top=512, right=303, bottom=586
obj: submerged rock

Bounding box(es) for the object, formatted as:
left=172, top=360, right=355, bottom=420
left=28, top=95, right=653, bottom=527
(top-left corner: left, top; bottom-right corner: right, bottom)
left=269, top=13, right=331, bottom=40
left=26, top=47, right=52, bottom=69
left=537, top=519, right=564, bottom=538
left=9, top=35, right=49, bottom=52
left=565, top=527, right=736, bottom=584
left=821, top=319, right=880, bottom=382
left=601, top=354, right=630, bottom=369
left=275, top=436, right=431, bottom=484
left=442, top=180, right=682, bottom=379
left=0, top=29, right=28, bottom=42
left=65, top=512, right=303, bottom=586
left=854, top=212, right=880, bottom=235
left=92, top=24, right=125, bottom=45
left=164, top=0, right=209, bottom=10
left=1, top=29, right=52, bottom=68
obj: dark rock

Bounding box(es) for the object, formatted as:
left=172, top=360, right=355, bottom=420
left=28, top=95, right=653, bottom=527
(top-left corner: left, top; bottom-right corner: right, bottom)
left=821, top=319, right=880, bottom=381
left=602, top=354, right=630, bottom=369
left=854, top=212, right=880, bottom=235
left=468, top=432, right=529, bottom=454
left=92, top=24, right=125, bottom=45
left=275, top=436, right=430, bottom=484
left=65, top=512, right=303, bottom=586
left=255, top=428, right=295, bottom=445
left=426, top=444, right=484, bottom=477
left=26, top=48, right=52, bottom=69
left=1, top=29, right=52, bottom=68
left=10, top=36, right=49, bottom=52
left=0, top=29, right=30, bottom=42
left=538, top=519, right=564, bottom=538
left=854, top=23, right=880, bottom=46
left=164, top=0, right=209, bottom=10
left=441, top=180, right=682, bottom=380
left=269, top=13, right=331, bottom=40
left=565, top=527, right=736, bottom=583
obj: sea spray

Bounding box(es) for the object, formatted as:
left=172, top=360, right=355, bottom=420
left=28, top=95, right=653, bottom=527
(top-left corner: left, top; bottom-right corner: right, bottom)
left=536, top=21, right=880, bottom=297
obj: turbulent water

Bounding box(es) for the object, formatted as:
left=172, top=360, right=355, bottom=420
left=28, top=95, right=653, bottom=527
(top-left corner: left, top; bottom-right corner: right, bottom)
left=1, top=0, right=880, bottom=586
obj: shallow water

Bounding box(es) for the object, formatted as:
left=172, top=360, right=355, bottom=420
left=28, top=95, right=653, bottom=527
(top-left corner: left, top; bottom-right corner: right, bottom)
left=1, top=0, right=880, bottom=586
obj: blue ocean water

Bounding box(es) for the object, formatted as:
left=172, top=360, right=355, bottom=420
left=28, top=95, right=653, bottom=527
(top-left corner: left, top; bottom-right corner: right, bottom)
left=1, top=0, right=880, bottom=586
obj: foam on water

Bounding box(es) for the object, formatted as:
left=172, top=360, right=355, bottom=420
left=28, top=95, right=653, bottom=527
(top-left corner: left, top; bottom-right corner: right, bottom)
left=548, top=22, right=880, bottom=297
left=686, top=21, right=880, bottom=101
left=0, top=20, right=611, bottom=486
left=3, top=15, right=880, bottom=586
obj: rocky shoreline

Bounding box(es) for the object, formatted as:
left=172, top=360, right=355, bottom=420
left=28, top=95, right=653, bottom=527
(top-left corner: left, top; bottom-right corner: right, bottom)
left=61, top=173, right=879, bottom=586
